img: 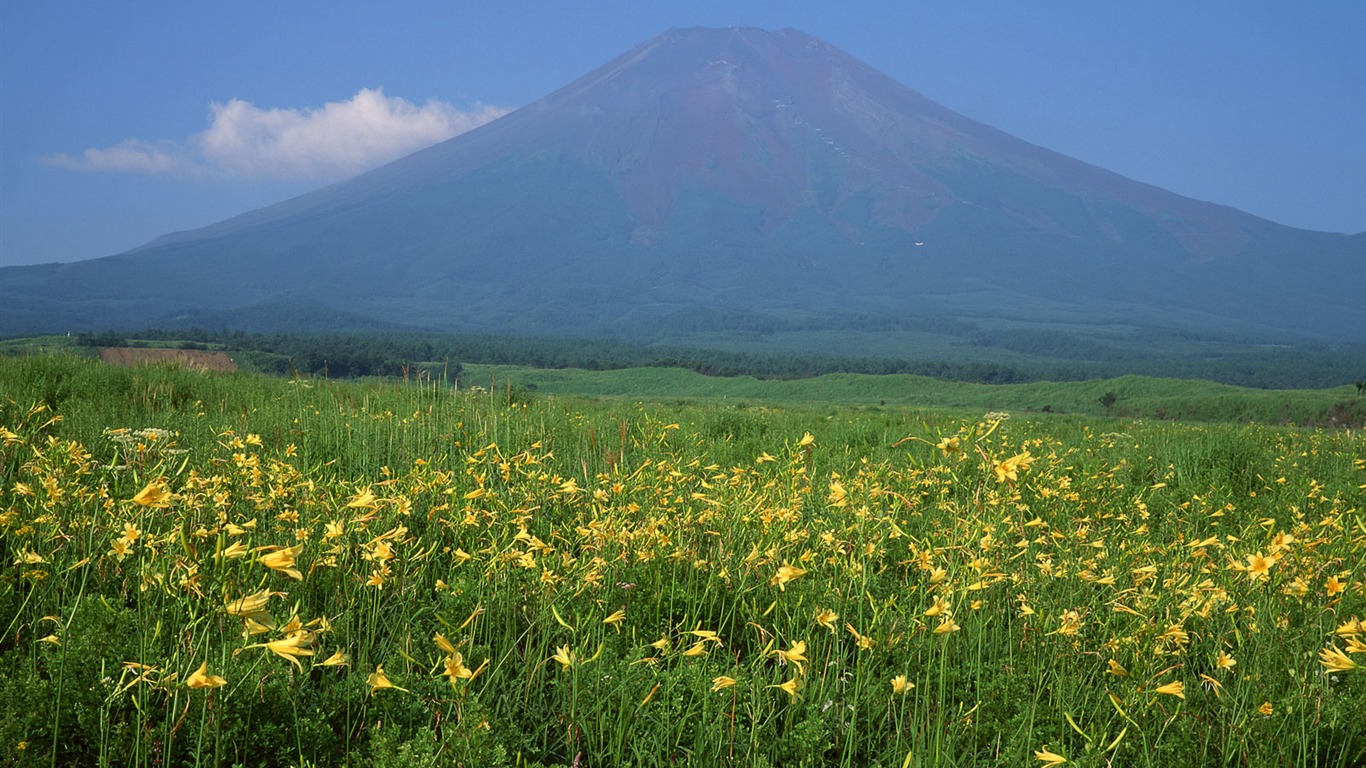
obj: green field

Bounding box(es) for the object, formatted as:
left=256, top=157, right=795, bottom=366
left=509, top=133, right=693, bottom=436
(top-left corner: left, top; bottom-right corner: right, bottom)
left=458, top=364, right=1365, bottom=427
left=1, top=355, right=1362, bottom=766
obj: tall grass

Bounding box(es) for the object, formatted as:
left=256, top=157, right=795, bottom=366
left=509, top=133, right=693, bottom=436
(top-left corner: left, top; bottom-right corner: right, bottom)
left=0, top=356, right=1362, bottom=766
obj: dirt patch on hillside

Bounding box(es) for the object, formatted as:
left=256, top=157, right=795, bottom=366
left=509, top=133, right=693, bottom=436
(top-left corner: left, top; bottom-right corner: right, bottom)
left=98, top=347, right=237, bottom=372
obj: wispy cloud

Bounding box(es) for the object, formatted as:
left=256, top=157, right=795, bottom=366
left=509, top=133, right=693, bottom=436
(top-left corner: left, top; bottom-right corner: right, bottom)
left=44, top=88, right=510, bottom=181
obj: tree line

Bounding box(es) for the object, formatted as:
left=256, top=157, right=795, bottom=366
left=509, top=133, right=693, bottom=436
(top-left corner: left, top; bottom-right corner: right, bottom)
left=70, top=328, right=1364, bottom=389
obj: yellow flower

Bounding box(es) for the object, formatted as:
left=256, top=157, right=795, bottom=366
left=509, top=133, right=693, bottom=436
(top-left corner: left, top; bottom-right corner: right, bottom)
left=1107, top=659, right=1129, bottom=677
left=1216, top=651, right=1236, bottom=671
left=443, top=653, right=473, bottom=683
left=936, top=436, right=962, bottom=456
left=711, top=675, right=737, bottom=692
left=433, top=633, right=456, bottom=656
left=1257, top=701, right=1273, bottom=716
left=798, top=433, right=815, bottom=447
left=260, top=630, right=315, bottom=671
left=1153, top=680, right=1185, bottom=699
left=132, top=481, right=172, bottom=508
left=770, top=640, right=808, bottom=675
left=603, top=609, right=626, bottom=629
left=185, top=662, right=226, bottom=689
left=1198, top=673, right=1223, bottom=697
left=318, top=649, right=349, bottom=667
left=108, top=539, right=132, bottom=560
left=814, top=608, right=839, bottom=633
left=827, top=481, right=848, bottom=509
left=1325, top=575, right=1347, bottom=596
left=994, top=451, right=1034, bottom=485
left=845, top=623, right=875, bottom=650
left=933, top=618, right=961, bottom=635
left=890, top=674, right=913, bottom=694
left=13, top=548, right=46, bottom=565
left=769, top=676, right=802, bottom=700
left=1283, top=578, right=1309, bottom=598
left=367, top=664, right=407, bottom=693
left=323, top=519, right=346, bottom=539
left=346, top=487, right=378, bottom=509
left=1244, top=552, right=1276, bottom=581
left=682, top=641, right=709, bottom=658
left=648, top=635, right=671, bottom=652
left=1333, top=617, right=1362, bottom=637
left=258, top=544, right=304, bottom=581
left=771, top=563, right=807, bottom=591
left=1158, top=624, right=1190, bottom=649
left=243, top=617, right=274, bottom=636
left=224, top=590, right=276, bottom=623
left=1319, top=645, right=1359, bottom=672
left=550, top=645, right=575, bottom=670
left=924, top=596, right=951, bottom=617
left=1034, top=747, right=1068, bottom=766
left=1052, top=610, right=1083, bottom=637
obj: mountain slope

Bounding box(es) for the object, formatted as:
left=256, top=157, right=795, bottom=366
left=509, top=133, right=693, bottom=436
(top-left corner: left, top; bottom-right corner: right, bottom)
left=3, top=27, right=1362, bottom=341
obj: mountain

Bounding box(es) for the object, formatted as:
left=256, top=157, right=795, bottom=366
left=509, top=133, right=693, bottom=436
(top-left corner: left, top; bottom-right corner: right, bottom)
left=3, top=27, right=1362, bottom=345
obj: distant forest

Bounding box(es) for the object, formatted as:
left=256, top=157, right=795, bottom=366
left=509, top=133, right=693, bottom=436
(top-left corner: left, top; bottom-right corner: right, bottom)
left=65, top=329, right=1366, bottom=389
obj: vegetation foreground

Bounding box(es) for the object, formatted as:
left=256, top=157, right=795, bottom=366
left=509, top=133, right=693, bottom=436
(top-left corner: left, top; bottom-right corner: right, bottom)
left=1, top=356, right=1363, bottom=767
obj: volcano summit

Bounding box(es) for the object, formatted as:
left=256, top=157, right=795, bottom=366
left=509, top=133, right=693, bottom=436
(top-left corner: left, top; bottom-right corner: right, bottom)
left=3, top=27, right=1361, bottom=342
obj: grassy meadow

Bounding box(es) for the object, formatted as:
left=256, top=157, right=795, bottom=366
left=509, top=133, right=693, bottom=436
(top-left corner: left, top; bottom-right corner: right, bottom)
left=456, top=364, right=1366, bottom=427
left=0, top=355, right=1363, bottom=766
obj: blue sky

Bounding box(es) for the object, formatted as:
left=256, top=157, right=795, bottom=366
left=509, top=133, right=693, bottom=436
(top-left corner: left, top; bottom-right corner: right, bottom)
left=2, top=1, right=1363, bottom=266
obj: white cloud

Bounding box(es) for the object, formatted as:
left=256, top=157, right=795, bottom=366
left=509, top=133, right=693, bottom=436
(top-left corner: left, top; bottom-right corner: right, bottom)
left=44, top=88, right=510, bottom=181
left=45, top=139, right=187, bottom=176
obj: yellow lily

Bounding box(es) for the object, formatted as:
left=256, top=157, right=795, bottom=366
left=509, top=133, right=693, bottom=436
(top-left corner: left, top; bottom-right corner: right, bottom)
left=132, top=481, right=173, bottom=508
left=250, top=630, right=314, bottom=671
left=367, top=664, right=407, bottom=693
left=814, top=608, right=839, bottom=633
left=1034, top=747, right=1068, bottom=766
left=1320, top=645, right=1359, bottom=672
left=770, top=640, right=808, bottom=675
left=258, top=544, right=304, bottom=580
left=443, top=653, right=474, bottom=683
left=769, top=676, right=802, bottom=701
left=1153, top=680, right=1185, bottom=699
left=771, top=563, right=807, bottom=591
left=550, top=645, right=575, bottom=670
left=185, top=662, right=226, bottom=689
left=891, top=674, right=913, bottom=694
left=711, top=675, right=737, bottom=692
left=318, top=649, right=350, bottom=667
